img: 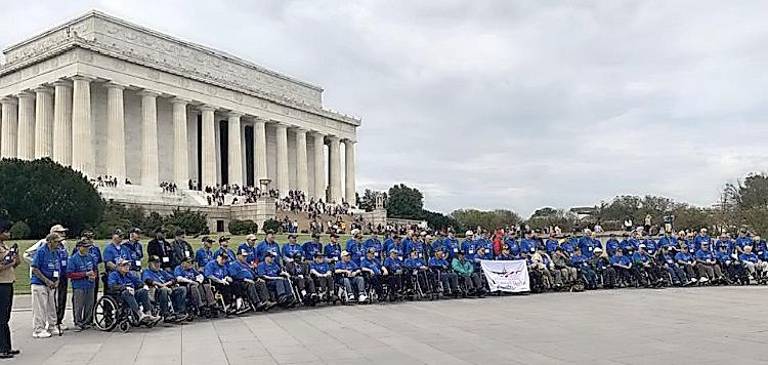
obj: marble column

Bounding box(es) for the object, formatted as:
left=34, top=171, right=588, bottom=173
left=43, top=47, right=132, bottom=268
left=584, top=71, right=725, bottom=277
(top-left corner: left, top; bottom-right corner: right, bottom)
left=71, top=76, right=94, bottom=176
left=16, top=91, right=35, bottom=160
left=52, top=80, right=73, bottom=166
left=105, top=83, right=126, bottom=183
left=0, top=97, right=18, bottom=159
left=139, top=90, right=159, bottom=187
left=33, top=87, right=54, bottom=159
left=253, top=119, right=268, bottom=183
left=312, top=132, right=325, bottom=200
left=294, top=128, right=309, bottom=194
left=171, top=98, right=189, bottom=187
left=228, top=112, right=243, bottom=186
left=201, top=105, right=217, bottom=189
left=275, top=123, right=289, bottom=197
left=328, top=135, right=342, bottom=203
left=344, top=139, right=356, bottom=205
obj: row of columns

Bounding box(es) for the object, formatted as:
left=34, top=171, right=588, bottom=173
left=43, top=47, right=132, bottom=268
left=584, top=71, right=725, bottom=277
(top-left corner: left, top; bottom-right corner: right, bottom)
left=0, top=76, right=357, bottom=203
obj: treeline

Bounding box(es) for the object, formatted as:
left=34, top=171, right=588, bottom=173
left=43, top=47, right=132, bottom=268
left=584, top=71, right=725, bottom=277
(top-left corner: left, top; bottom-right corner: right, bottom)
left=366, top=172, right=768, bottom=236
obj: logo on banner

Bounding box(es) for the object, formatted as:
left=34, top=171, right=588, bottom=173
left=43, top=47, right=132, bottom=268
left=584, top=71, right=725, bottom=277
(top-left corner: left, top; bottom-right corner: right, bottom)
left=480, top=259, right=530, bottom=292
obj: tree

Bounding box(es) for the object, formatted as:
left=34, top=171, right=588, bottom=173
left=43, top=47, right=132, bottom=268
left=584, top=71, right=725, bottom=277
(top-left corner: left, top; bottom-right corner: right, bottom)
left=736, top=174, right=768, bottom=209
left=450, top=209, right=521, bottom=231
left=0, top=158, right=104, bottom=237
left=387, top=184, right=423, bottom=219
left=419, top=209, right=461, bottom=231
left=526, top=208, right=580, bottom=232
left=358, top=189, right=387, bottom=212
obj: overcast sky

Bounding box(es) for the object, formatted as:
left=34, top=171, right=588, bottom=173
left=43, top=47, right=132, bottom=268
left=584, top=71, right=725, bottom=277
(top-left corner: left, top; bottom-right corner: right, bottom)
left=2, top=1, right=767, bottom=217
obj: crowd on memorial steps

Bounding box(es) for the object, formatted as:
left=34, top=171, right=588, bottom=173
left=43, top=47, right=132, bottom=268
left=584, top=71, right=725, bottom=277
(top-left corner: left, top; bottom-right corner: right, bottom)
left=0, top=213, right=765, bottom=358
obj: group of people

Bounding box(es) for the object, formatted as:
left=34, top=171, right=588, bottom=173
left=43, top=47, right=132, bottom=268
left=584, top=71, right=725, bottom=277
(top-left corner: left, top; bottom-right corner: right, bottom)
left=159, top=181, right=178, bottom=194
left=19, top=223, right=768, bottom=341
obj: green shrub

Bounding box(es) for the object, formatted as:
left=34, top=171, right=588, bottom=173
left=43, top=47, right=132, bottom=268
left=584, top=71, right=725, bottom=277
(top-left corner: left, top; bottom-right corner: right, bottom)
left=165, top=208, right=209, bottom=236
left=228, top=219, right=258, bottom=235
left=262, top=218, right=281, bottom=234
left=0, top=158, right=104, bottom=237
left=9, top=221, right=31, bottom=239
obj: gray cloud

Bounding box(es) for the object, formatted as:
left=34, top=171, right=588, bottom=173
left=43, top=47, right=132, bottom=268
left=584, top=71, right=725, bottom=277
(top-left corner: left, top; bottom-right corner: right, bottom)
left=2, top=0, right=767, bottom=217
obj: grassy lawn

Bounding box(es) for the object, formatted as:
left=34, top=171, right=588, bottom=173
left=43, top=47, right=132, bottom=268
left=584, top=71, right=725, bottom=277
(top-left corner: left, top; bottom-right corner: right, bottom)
left=9, top=233, right=352, bottom=294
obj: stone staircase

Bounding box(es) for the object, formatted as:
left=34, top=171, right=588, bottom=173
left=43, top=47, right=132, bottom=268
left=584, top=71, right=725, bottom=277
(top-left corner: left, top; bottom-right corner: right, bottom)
left=98, top=185, right=200, bottom=206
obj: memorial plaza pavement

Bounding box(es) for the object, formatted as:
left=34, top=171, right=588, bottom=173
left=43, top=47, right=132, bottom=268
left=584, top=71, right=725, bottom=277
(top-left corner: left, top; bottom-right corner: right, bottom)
left=6, top=286, right=768, bottom=365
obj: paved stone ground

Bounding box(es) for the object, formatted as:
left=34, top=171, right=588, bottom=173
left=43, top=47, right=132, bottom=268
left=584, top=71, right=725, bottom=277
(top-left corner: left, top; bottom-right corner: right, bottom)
left=6, top=286, right=768, bottom=365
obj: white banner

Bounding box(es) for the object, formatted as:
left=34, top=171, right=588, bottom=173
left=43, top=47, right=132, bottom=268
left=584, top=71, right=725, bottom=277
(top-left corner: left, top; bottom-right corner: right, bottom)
left=480, top=259, right=530, bottom=293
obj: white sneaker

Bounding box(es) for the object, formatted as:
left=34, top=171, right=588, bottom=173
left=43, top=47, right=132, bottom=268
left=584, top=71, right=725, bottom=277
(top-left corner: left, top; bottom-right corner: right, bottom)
left=32, top=330, right=51, bottom=338
left=346, top=294, right=354, bottom=302
left=58, top=324, right=69, bottom=331
left=50, top=327, right=62, bottom=335
left=699, top=277, right=709, bottom=283
left=358, top=294, right=367, bottom=302
left=691, top=278, right=698, bottom=283
left=748, top=275, right=754, bottom=281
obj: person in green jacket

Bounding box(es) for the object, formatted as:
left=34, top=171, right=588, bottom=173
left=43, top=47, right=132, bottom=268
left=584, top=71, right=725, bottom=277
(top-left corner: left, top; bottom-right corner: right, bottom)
left=451, top=251, right=485, bottom=298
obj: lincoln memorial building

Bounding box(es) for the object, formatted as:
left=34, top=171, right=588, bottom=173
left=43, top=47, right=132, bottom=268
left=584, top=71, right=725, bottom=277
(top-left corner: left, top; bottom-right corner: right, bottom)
left=0, top=11, right=362, bottom=229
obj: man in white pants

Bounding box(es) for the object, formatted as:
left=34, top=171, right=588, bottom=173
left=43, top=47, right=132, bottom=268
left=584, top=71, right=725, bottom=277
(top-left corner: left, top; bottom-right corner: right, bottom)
left=30, top=233, right=62, bottom=338
left=24, top=224, right=69, bottom=331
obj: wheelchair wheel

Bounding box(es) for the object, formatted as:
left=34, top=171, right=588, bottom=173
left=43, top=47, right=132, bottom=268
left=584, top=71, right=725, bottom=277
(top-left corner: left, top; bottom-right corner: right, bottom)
left=94, top=296, right=120, bottom=332
left=118, top=320, right=131, bottom=333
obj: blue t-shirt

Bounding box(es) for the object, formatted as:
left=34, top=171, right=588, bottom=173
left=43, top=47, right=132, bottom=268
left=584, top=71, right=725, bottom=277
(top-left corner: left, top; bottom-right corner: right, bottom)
left=228, top=260, right=256, bottom=280
left=309, top=261, right=330, bottom=275
left=107, top=270, right=143, bottom=289
left=31, top=244, right=61, bottom=285
left=174, top=265, right=198, bottom=281
left=360, top=257, right=382, bottom=275
left=257, top=261, right=282, bottom=277
left=203, top=260, right=228, bottom=280
left=103, top=243, right=133, bottom=270
left=384, top=256, right=403, bottom=271
left=67, top=252, right=96, bottom=289
left=196, top=248, right=214, bottom=269
left=334, top=260, right=359, bottom=272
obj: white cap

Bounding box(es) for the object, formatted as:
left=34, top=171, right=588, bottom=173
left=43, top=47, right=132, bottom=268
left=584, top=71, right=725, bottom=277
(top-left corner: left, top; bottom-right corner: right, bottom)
left=341, top=250, right=350, bottom=256
left=351, top=229, right=360, bottom=236
left=245, top=234, right=257, bottom=241
left=50, top=224, right=68, bottom=233
left=466, top=230, right=474, bottom=236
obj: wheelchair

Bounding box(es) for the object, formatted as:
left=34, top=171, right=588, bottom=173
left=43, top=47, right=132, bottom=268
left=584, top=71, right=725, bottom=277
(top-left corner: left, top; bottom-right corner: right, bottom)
left=405, top=269, right=434, bottom=301
left=93, top=291, right=160, bottom=333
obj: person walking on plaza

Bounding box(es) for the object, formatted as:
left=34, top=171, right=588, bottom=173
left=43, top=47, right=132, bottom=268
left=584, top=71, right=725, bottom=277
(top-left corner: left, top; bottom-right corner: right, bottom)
left=67, top=240, right=97, bottom=331
left=30, top=233, right=63, bottom=338
left=0, top=221, right=21, bottom=357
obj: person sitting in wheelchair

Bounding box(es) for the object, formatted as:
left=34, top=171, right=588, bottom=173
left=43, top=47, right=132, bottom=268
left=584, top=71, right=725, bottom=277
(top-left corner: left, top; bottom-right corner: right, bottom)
left=203, top=252, right=237, bottom=313
left=451, top=251, right=485, bottom=298
left=428, top=248, right=459, bottom=298
left=360, top=248, right=387, bottom=300
left=107, top=259, right=160, bottom=324
left=309, top=252, right=336, bottom=302
left=383, top=249, right=404, bottom=301
left=283, top=251, right=317, bottom=305
left=404, top=249, right=431, bottom=297
left=228, top=250, right=274, bottom=313
left=334, top=251, right=367, bottom=303
left=174, top=257, right=216, bottom=318
left=142, top=256, right=188, bottom=322
left=571, top=247, right=598, bottom=289
left=256, top=251, right=296, bottom=307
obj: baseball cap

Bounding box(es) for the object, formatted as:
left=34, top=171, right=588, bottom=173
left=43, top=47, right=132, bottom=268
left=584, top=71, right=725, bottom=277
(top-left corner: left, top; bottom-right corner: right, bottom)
left=116, top=258, right=131, bottom=266
left=219, top=236, right=230, bottom=243
left=50, top=224, right=68, bottom=233
left=341, top=250, right=350, bottom=257
left=76, top=240, right=92, bottom=248
left=148, top=255, right=161, bottom=263
left=246, top=234, right=257, bottom=241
